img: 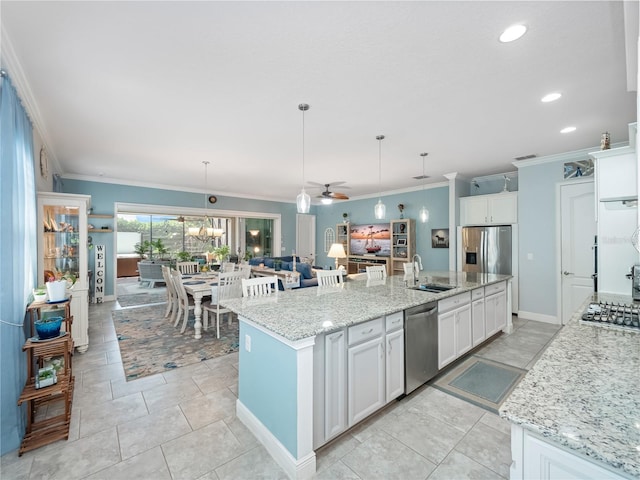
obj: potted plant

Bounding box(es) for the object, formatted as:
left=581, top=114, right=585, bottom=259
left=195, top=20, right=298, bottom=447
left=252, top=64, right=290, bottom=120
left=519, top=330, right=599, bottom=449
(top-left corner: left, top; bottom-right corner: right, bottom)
left=44, top=269, right=76, bottom=302
left=212, top=244, right=231, bottom=263
left=34, top=316, right=63, bottom=340
left=176, top=251, right=192, bottom=262
left=134, top=240, right=152, bottom=259
left=152, top=239, right=169, bottom=260
left=32, top=286, right=48, bottom=303
left=35, top=366, right=57, bottom=389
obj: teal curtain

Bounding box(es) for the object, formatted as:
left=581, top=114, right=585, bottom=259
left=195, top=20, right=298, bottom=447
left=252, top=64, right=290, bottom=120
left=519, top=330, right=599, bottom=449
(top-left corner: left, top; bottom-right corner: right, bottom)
left=0, top=71, right=36, bottom=454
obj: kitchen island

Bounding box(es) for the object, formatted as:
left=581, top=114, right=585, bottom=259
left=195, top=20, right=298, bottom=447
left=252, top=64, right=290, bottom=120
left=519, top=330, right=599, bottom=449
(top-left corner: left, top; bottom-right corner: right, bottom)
left=222, top=271, right=512, bottom=479
left=500, top=293, right=639, bottom=479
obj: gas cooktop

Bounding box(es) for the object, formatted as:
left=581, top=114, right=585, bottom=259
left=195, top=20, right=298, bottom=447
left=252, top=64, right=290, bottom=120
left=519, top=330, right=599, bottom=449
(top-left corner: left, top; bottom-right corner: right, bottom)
left=582, top=301, right=640, bottom=330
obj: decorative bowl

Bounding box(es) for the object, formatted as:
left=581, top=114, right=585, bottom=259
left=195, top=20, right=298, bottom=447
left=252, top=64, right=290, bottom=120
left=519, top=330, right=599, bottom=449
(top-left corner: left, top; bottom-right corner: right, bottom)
left=35, top=316, right=63, bottom=340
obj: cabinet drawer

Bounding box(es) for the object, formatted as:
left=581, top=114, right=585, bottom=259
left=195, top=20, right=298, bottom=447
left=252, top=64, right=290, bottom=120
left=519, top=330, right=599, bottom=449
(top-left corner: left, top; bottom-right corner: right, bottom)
left=485, top=281, right=506, bottom=296
left=348, top=317, right=383, bottom=346
left=438, top=292, right=471, bottom=313
left=385, top=312, right=403, bottom=332
left=471, top=288, right=484, bottom=300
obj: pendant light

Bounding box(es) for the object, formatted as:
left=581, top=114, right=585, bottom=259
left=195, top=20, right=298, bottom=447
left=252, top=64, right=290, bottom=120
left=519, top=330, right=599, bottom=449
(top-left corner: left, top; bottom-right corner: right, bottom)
left=374, top=135, right=386, bottom=219
left=296, top=103, right=311, bottom=213
left=419, top=152, right=430, bottom=223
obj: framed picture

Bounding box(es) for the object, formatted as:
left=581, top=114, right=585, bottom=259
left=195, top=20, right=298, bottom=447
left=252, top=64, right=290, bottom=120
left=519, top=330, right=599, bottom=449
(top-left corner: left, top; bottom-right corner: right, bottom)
left=431, top=229, right=449, bottom=248
left=396, top=238, right=407, bottom=246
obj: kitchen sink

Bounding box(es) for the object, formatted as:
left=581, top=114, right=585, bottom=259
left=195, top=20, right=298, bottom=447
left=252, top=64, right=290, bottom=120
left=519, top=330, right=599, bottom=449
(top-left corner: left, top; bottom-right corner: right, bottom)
left=409, top=284, right=456, bottom=293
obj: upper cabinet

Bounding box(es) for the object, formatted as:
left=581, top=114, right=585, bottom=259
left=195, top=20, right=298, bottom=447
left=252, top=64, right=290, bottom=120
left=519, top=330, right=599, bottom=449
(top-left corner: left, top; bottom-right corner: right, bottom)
left=460, top=192, right=518, bottom=226
left=592, top=146, right=637, bottom=202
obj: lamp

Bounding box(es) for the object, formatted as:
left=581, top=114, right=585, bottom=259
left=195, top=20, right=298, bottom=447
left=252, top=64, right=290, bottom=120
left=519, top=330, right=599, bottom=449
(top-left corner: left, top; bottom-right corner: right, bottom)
left=374, top=135, right=386, bottom=219
left=188, top=161, right=216, bottom=242
left=296, top=103, right=311, bottom=213
left=327, top=243, right=347, bottom=270
left=419, top=152, right=430, bottom=223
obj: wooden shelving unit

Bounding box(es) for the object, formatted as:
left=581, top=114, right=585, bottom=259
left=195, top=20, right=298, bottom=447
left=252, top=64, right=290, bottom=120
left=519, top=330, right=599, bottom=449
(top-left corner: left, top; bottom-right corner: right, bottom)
left=335, top=222, right=350, bottom=270
left=390, top=219, right=416, bottom=275
left=18, top=330, right=74, bottom=455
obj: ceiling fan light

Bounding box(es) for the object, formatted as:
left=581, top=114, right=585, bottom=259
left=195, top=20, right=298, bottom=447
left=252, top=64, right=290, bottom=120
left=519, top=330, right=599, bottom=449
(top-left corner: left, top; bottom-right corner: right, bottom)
left=321, top=197, right=333, bottom=205
left=374, top=199, right=386, bottom=220
left=419, top=206, right=430, bottom=223
left=297, top=188, right=310, bottom=213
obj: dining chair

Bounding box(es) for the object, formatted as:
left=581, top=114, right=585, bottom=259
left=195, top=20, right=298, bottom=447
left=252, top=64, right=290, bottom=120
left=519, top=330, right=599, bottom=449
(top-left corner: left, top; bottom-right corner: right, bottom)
left=242, top=276, right=279, bottom=297
left=237, top=263, right=252, bottom=279
left=403, top=262, right=419, bottom=277
left=176, top=261, right=199, bottom=275
left=202, top=271, right=244, bottom=338
left=366, top=265, right=387, bottom=280
left=220, top=262, right=236, bottom=273
left=316, top=269, right=344, bottom=287
left=161, top=265, right=179, bottom=323
left=171, top=269, right=195, bottom=333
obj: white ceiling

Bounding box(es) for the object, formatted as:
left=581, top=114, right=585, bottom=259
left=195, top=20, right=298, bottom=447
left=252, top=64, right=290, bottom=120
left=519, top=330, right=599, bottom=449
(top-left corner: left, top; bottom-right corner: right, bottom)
left=2, top=1, right=637, bottom=203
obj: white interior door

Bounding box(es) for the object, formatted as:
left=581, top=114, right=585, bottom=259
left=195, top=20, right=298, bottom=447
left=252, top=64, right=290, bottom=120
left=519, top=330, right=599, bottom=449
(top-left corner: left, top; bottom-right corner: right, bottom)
left=560, top=181, right=595, bottom=324
left=296, top=214, right=316, bottom=259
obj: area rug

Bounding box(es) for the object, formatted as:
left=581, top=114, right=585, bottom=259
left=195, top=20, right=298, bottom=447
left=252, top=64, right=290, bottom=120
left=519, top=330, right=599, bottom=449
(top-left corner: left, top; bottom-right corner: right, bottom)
left=432, top=356, right=527, bottom=413
left=117, top=292, right=168, bottom=308
left=112, top=304, right=239, bottom=381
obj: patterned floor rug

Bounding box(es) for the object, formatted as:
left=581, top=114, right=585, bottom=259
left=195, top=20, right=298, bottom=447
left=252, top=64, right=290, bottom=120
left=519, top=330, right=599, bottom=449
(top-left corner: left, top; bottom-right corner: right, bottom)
left=432, top=356, right=527, bottom=413
left=112, top=304, right=239, bottom=381
left=117, top=292, right=168, bottom=308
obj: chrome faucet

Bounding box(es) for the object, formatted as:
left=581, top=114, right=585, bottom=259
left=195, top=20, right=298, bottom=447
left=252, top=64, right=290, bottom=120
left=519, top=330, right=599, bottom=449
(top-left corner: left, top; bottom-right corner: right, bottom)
left=411, top=254, right=423, bottom=285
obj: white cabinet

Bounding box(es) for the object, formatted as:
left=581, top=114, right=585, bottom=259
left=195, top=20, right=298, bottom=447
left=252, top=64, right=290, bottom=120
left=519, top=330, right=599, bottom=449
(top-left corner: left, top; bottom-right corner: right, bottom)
left=37, top=192, right=91, bottom=353
left=348, top=318, right=385, bottom=426
left=460, top=192, right=518, bottom=226
left=485, top=282, right=507, bottom=337
left=438, top=292, right=472, bottom=369
left=471, top=288, right=486, bottom=347
left=594, top=147, right=637, bottom=201
left=324, top=330, right=347, bottom=441
left=385, top=312, right=404, bottom=402
left=511, top=425, right=627, bottom=480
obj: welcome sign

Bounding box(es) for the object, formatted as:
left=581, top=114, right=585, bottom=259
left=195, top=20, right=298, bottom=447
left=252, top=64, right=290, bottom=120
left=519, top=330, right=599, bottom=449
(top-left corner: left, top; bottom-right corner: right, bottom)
left=94, top=245, right=105, bottom=303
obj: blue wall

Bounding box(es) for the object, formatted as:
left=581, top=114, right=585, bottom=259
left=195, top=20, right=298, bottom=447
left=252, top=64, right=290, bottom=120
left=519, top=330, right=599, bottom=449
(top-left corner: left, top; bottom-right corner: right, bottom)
left=61, top=179, right=302, bottom=297
left=314, top=185, right=450, bottom=271
left=238, top=322, right=299, bottom=457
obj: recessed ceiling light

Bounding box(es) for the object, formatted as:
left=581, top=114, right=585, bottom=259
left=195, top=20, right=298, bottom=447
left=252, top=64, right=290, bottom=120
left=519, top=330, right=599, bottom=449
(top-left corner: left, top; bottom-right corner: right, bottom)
left=541, top=93, right=562, bottom=103
left=499, top=24, right=527, bottom=43
left=560, top=126, right=576, bottom=134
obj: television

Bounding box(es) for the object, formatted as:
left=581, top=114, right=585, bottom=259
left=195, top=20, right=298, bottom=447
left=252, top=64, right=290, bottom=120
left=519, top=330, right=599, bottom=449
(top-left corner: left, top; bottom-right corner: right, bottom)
left=350, top=223, right=391, bottom=256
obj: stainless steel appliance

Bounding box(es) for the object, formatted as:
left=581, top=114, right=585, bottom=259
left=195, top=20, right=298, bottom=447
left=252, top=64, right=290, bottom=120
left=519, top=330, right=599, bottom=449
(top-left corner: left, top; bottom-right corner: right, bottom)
left=632, top=264, right=640, bottom=301
left=461, top=226, right=512, bottom=276
left=404, top=302, right=438, bottom=394
left=582, top=301, right=640, bottom=330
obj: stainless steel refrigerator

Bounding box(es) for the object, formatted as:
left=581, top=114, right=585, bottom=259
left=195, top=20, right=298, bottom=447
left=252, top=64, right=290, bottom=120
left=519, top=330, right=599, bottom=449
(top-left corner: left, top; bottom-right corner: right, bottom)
left=461, top=226, right=512, bottom=275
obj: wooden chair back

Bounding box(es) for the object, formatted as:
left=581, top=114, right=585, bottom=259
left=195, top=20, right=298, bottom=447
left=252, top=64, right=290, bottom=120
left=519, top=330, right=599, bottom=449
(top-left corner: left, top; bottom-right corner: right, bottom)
left=365, top=265, right=387, bottom=280
left=316, top=269, right=344, bottom=287
left=242, top=276, right=279, bottom=297
left=176, top=261, right=199, bottom=275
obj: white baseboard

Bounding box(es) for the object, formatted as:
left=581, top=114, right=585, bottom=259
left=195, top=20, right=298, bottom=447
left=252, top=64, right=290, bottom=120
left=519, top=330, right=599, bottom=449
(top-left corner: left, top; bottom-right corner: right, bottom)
left=236, top=400, right=316, bottom=480
left=518, top=310, right=559, bottom=325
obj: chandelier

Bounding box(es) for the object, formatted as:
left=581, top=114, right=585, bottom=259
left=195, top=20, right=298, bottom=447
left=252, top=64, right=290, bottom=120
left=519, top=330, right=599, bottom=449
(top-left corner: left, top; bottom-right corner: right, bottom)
left=187, top=161, right=224, bottom=243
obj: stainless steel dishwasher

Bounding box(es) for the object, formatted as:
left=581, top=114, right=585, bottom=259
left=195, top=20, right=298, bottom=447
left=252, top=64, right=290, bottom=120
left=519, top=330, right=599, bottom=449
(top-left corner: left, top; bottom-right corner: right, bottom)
left=404, top=302, right=439, bottom=394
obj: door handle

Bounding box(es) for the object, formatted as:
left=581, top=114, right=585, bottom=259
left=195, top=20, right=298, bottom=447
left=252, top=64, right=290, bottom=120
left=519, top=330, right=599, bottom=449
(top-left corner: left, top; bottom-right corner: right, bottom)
left=563, top=271, right=574, bottom=276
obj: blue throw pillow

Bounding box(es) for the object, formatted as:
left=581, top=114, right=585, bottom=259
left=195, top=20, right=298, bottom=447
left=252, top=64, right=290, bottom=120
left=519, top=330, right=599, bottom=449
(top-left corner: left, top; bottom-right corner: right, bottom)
left=249, top=257, right=263, bottom=266
left=264, top=258, right=275, bottom=268
left=296, top=262, right=313, bottom=280
left=281, top=261, right=292, bottom=271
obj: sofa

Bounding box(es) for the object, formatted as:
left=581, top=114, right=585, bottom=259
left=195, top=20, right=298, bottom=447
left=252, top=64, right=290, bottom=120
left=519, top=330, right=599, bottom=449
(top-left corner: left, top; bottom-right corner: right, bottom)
left=248, top=256, right=319, bottom=289
left=137, top=260, right=170, bottom=287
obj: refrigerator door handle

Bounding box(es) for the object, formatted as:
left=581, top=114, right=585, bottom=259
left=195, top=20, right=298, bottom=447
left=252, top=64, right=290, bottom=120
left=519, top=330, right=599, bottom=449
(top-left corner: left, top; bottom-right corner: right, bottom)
left=480, top=229, right=486, bottom=273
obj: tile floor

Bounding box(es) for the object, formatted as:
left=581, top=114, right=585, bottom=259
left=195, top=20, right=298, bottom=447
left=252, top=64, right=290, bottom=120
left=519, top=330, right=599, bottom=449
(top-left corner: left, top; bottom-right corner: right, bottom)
left=2, top=300, right=561, bottom=480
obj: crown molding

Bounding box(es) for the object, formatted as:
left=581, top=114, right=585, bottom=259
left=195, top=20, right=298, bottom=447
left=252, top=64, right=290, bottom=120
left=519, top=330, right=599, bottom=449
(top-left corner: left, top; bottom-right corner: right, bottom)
left=512, top=142, right=628, bottom=169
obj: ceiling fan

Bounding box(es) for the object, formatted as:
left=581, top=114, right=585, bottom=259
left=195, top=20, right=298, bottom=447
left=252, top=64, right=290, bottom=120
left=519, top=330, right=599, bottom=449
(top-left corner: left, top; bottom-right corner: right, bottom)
left=309, top=182, right=350, bottom=204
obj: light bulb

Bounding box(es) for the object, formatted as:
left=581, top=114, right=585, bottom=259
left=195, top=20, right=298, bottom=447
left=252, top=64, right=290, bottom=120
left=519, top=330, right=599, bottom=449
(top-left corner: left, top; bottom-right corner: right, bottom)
left=374, top=199, right=386, bottom=220
left=419, top=206, right=430, bottom=223
left=296, top=188, right=310, bottom=213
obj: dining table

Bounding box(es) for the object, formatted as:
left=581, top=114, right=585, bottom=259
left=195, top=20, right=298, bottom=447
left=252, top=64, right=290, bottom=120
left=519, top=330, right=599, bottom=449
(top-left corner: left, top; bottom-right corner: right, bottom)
left=181, top=272, right=218, bottom=339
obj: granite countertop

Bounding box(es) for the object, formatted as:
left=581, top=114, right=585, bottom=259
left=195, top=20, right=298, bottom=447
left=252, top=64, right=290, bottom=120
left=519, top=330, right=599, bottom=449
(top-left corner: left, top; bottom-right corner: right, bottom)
left=221, top=270, right=511, bottom=342
left=500, top=293, right=640, bottom=478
